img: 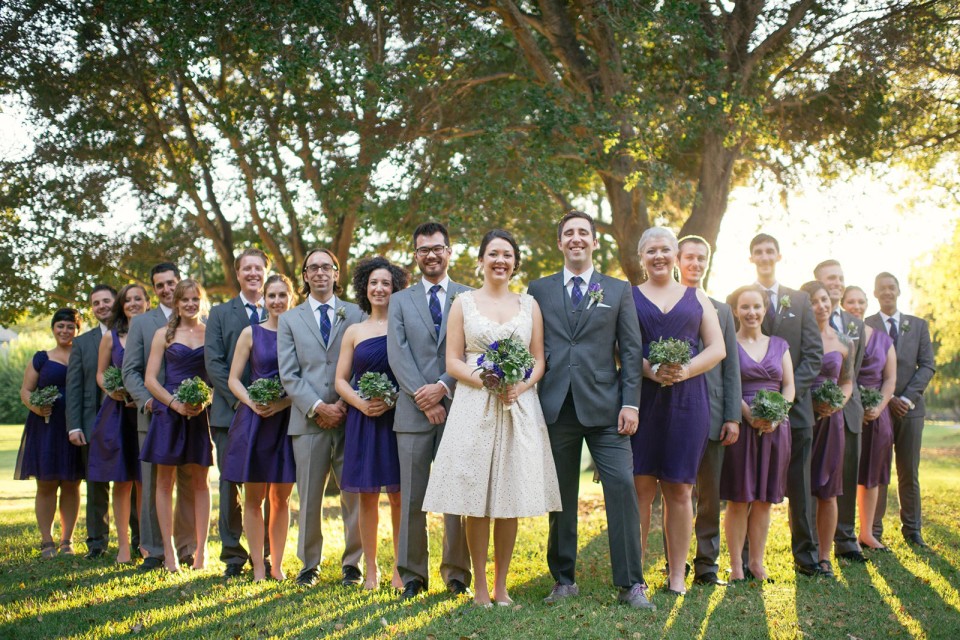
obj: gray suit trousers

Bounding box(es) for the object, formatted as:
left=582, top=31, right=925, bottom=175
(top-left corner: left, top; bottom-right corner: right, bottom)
left=213, top=426, right=247, bottom=566
left=396, top=429, right=471, bottom=588
left=79, top=443, right=111, bottom=551
left=693, top=439, right=725, bottom=577
left=292, top=430, right=361, bottom=574
left=787, top=425, right=819, bottom=568
left=873, top=414, right=924, bottom=539
left=137, top=431, right=197, bottom=559
left=834, top=422, right=862, bottom=554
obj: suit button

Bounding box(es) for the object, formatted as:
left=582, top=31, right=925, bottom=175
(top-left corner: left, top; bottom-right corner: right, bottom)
left=571, top=341, right=577, bottom=346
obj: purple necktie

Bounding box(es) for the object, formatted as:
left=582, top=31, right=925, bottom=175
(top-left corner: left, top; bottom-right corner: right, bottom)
left=429, top=285, right=443, bottom=335
left=888, top=317, right=898, bottom=346
left=571, top=276, right=584, bottom=307
left=319, top=304, right=331, bottom=345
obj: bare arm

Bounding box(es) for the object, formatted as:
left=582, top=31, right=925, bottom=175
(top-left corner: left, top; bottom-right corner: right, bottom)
left=20, top=358, right=49, bottom=418
left=444, top=299, right=483, bottom=389
left=781, top=349, right=796, bottom=404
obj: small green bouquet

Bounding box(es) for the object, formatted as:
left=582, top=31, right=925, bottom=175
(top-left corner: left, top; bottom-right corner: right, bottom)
left=812, top=379, right=845, bottom=409
left=30, top=386, right=62, bottom=424
left=173, top=376, right=213, bottom=409
left=102, top=366, right=125, bottom=394
left=357, top=372, right=398, bottom=407
left=859, top=386, right=884, bottom=412
left=648, top=337, right=692, bottom=386
left=750, top=389, right=791, bottom=433
left=247, top=377, right=285, bottom=406
left=475, top=335, right=535, bottom=410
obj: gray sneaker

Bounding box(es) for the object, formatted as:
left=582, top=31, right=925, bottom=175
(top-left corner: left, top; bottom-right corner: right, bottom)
left=618, top=583, right=656, bottom=610
left=543, top=582, right=580, bottom=603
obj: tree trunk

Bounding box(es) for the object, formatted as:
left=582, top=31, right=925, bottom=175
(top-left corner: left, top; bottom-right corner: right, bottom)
left=602, top=157, right=649, bottom=284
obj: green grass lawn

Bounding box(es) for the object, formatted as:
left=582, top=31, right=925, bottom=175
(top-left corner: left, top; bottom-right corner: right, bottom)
left=2, top=423, right=960, bottom=639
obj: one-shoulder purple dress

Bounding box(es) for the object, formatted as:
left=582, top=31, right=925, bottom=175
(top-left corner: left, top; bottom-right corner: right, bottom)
left=631, top=287, right=711, bottom=484
left=88, top=331, right=141, bottom=482
left=139, top=343, right=213, bottom=467
left=811, top=351, right=845, bottom=499
left=222, top=324, right=296, bottom=484
left=719, top=337, right=792, bottom=503
left=858, top=329, right=894, bottom=488
left=341, top=335, right=400, bottom=493
left=15, top=351, right=84, bottom=481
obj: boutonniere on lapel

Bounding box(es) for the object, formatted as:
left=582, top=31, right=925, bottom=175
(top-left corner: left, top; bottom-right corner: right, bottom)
left=586, top=283, right=604, bottom=308
left=449, top=290, right=459, bottom=303
left=779, top=295, right=791, bottom=310
left=901, top=319, right=911, bottom=334
left=336, top=307, right=347, bottom=323
left=845, top=321, right=859, bottom=338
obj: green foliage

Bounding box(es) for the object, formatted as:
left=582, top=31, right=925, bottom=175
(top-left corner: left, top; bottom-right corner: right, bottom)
left=101, top=366, right=124, bottom=394
left=647, top=337, right=693, bottom=366
left=172, top=376, right=213, bottom=408
left=475, top=336, right=535, bottom=392
left=0, top=332, right=51, bottom=423
left=751, top=389, right=792, bottom=425
left=860, top=386, right=885, bottom=412
left=356, top=372, right=397, bottom=407
left=247, top=376, right=284, bottom=406
left=812, top=379, right=846, bottom=409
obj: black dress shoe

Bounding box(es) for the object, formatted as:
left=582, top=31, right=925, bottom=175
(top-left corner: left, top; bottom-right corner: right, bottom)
left=795, top=563, right=821, bottom=577
left=84, top=548, right=106, bottom=560
left=447, top=579, right=471, bottom=596
left=905, top=534, right=929, bottom=548
left=400, top=578, right=426, bottom=600
left=296, top=567, right=320, bottom=587
left=138, top=557, right=164, bottom=572
left=693, top=572, right=727, bottom=587
left=178, top=554, right=195, bottom=567
left=341, top=565, right=363, bottom=587
left=838, top=550, right=870, bottom=563
left=224, top=563, right=244, bottom=578
left=264, top=559, right=272, bottom=575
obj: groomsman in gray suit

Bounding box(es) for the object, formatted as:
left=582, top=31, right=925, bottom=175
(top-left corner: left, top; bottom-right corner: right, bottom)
left=528, top=211, right=653, bottom=610
left=866, top=272, right=935, bottom=547
left=750, top=234, right=824, bottom=576
left=278, top=248, right=364, bottom=587
left=814, top=259, right=867, bottom=562
left=205, top=248, right=270, bottom=577
left=387, top=222, right=471, bottom=599
left=676, top=237, right=741, bottom=587
left=66, top=284, right=121, bottom=559
left=122, top=263, right=196, bottom=571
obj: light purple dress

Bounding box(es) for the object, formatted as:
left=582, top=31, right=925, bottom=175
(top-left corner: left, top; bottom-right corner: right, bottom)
left=88, top=331, right=141, bottom=482
left=858, top=329, right=894, bottom=488
left=811, top=351, right=845, bottom=499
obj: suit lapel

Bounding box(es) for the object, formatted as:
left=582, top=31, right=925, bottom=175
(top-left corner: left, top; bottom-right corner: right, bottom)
left=770, top=288, right=790, bottom=335
left=437, top=282, right=462, bottom=342
left=231, top=297, right=251, bottom=328
left=412, top=281, right=439, bottom=342
left=327, top=296, right=346, bottom=348
left=299, top=301, right=326, bottom=347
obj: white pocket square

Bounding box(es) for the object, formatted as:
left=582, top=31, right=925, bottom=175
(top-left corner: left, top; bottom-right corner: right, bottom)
left=597, top=303, right=611, bottom=309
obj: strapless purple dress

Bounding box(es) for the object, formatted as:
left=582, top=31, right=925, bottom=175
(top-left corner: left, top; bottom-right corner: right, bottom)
left=139, top=343, right=213, bottom=467
left=631, top=287, right=711, bottom=484
left=719, top=337, right=791, bottom=503
left=88, top=331, right=141, bottom=482
left=811, top=351, right=845, bottom=499
left=341, top=336, right=400, bottom=493
left=858, top=330, right=894, bottom=488
left=222, top=324, right=296, bottom=484
left=15, top=352, right=84, bottom=481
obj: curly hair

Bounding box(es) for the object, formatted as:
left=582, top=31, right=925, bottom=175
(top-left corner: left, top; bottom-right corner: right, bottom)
left=352, top=256, right=409, bottom=314
left=108, top=284, right=150, bottom=336
left=165, top=279, right=209, bottom=345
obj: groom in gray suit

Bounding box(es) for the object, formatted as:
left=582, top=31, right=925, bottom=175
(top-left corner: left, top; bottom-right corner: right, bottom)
left=278, top=248, right=364, bottom=587
left=122, top=263, right=196, bottom=571
left=866, top=272, right=935, bottom=547
left=387, top=222, right=471, bottom=599
left=528, top=211, right=653, bottom=610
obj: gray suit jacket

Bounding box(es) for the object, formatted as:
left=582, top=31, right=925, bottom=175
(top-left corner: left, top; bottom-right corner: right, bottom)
left=122, top=307, right=168, bottom=433
left=65, top=326, right=104, bottom=437
left=838, top=309, right=865, bottom=433
left=277, top=296, right=363, bottom=436
left=706, top=299, right=742, bottom=440
left=528, top=271, right=643, bottom=426
left=205, top=297, right=263, bottom=428
left=762, top=286, right=823, bottom=429
left=387, top=280, right=472, bottom=434
left=865, top=313, right=935, bottom=418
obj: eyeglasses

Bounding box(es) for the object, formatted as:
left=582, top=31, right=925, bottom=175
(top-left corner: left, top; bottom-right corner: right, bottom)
left=304, top=263, right=338, bottom=275
left=415, top=245, right=449, bottom=257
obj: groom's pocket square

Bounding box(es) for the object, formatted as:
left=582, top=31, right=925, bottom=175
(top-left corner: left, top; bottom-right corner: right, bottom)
left=597, top=303, right=611, bottom=309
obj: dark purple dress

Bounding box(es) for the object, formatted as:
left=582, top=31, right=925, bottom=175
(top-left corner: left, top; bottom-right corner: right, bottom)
left=342, top=335, right=400, bottom=493
left=811, top=351, right=845, bottom=499
left=719, top=337, right=791, bottom=503
left=88, top=331, right=141, bottom=482
left=631, top=287, right=711, bottom=484
left=222, top=324, right=296, bottom=484
left=139, top=343, right=213, bottom=467
left=858, top=329, right=894, bottom=488
left=15, top=352, right=84, bottom=481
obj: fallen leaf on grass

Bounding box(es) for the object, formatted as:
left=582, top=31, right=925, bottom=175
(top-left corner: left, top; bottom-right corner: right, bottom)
left=381, top=617, right=388, bottom=626
left=132, top=621, right=144, bottom=633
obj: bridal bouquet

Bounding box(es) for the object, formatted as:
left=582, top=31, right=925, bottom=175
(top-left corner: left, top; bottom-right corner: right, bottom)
left=475, top=336, right=535, bottom=410
left=749, top=389, right=791, bottom=434
left=812, top=379, right=845, bottom=410
left=357, top=372, right=398, bottom=408
left=102, top=365, right=125, bottom=394
left=173, top=377, right=213, bottom=409
left=859, top=386, right=884, bottom=412
left=29, top=386, right=61, bottom=424
left=247, top=377, right=285, bottom=406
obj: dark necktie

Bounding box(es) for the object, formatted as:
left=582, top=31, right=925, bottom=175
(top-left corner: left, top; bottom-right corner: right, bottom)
left=428, top=285, right=443, bottom=336
left=245, top=303, right=259, bottom=326
left=767, top=289, right=778, bottom=313
left=830, top=312, right=841, bottom=333
left=571, top=276, right=584, bottom=307
left=888, top=317, right=898, bottom=346
left=319, top=304, right=331, bottom=345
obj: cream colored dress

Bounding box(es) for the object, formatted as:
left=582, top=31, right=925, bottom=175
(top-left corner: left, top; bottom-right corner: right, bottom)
left=422, top=292, right=561, bottom=518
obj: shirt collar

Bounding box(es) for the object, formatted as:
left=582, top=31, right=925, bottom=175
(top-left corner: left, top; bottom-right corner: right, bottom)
left=879, top=310, right=901, bottom=325
left=239, top=293, right=263, bottom=309
left=756, top=281, right=779, bottom=296
left=308, top=295, right=336, bottom=313
left=422, top=277, right=449, bottom=295
left=564, top=266, right=595, bottom=287
left=159, top=303, right=173, bottom=320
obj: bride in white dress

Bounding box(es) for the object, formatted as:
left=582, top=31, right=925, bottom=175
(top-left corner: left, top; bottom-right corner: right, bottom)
left=423, top=229, right=561, bottom=607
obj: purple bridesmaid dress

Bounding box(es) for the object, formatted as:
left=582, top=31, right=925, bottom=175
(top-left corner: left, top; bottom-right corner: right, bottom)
left=221, top=324, right=296, bottom=484
left=858, top=330, right=894, bottom=488
left=719, top=337, right=791, bottom=503
left=631, top=287, right=711, bottom=484
left=810, top=351, right=845, bottom=499
left=88, top=331, right=141, bottom=482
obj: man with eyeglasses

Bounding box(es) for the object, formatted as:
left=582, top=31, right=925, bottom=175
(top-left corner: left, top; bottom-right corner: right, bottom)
left=278, top=248, right=365, bottom=588
left=387, top=222, right=472, bottom=600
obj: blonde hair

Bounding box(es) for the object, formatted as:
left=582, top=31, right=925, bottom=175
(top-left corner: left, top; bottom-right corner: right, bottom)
left=637, top=226, right=679, bottom=255
left=165, top=279, right=208, bottom=344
